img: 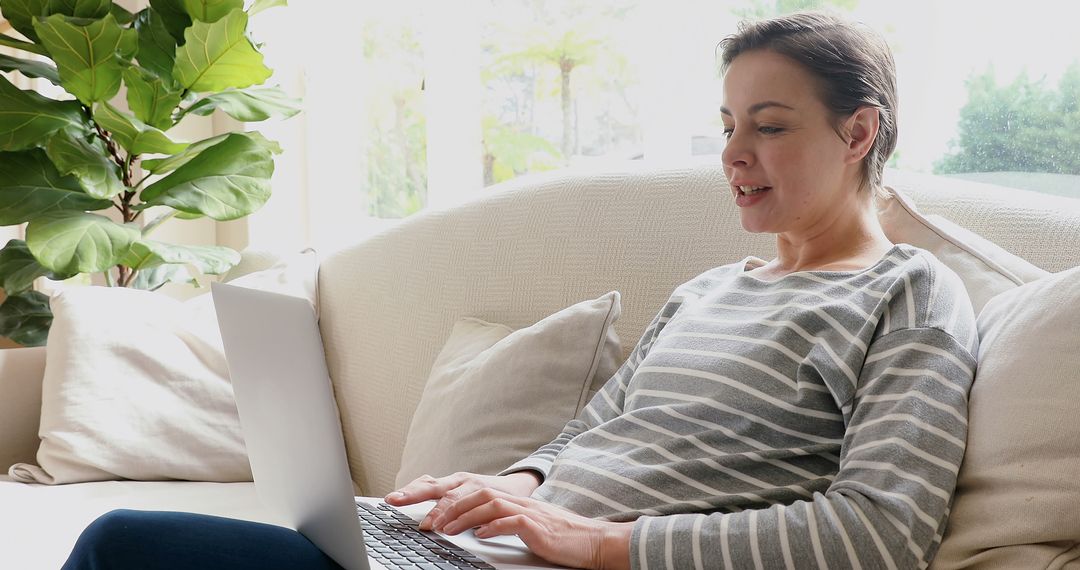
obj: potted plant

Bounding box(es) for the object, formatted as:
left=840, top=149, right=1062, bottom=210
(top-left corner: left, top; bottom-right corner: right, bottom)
left=0, top=0, right=299, bottom=346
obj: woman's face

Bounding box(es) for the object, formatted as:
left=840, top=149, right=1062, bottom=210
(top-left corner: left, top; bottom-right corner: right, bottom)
left=720, top=49, right=861, bottom=236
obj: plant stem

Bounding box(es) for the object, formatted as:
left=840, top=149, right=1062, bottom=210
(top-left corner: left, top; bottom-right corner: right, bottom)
left=103, top=268, right=116, bottom=287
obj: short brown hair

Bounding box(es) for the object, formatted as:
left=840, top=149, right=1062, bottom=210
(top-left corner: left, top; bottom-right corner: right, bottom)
left=719, top=12, right=898, bottom=195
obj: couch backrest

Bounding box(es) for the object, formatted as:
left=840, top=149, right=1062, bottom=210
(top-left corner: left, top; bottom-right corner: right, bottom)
left=317, top=161, right=1080, bottom=495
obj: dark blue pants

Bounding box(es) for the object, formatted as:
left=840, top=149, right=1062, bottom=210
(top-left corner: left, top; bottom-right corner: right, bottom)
left=63, top=509, right=344, bottom=570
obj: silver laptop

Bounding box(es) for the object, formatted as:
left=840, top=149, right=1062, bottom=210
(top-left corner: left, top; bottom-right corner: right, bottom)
left=211, top=282, right=565, bottom=570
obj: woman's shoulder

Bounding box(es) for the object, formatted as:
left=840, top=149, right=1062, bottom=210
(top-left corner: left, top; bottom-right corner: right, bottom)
left=879, top=243, right=976, bottom=342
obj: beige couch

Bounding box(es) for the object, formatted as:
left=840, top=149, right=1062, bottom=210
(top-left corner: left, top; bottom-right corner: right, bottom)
left=2, top=162, right=1079, bottom=568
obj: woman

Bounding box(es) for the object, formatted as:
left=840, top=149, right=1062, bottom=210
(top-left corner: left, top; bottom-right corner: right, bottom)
left=65, top=11, right=977, bottom=570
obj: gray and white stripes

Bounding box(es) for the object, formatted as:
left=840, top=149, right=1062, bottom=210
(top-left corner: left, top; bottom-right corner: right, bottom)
left=503, top=244, right=977, bottom=569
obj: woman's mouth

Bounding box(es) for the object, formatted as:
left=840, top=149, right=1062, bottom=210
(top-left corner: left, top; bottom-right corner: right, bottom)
left=738, top=185, right=772, bottom=195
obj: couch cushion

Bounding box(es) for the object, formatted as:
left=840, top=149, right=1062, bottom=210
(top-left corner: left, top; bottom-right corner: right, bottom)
left=931, top=266, right=1080, bottom=568
left=395, top=292, right=623, bottom=488
left=9, top=251, right=318, bottom=484
left=878, top=186, right=1048, bottom=313
left=0, top=478, right=272, bottom=569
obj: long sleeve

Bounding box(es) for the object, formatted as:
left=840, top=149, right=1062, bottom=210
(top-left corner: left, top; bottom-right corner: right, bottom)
left=629, top=326, right=977, bottom=569
left=499, top=293, right=690, bottom=480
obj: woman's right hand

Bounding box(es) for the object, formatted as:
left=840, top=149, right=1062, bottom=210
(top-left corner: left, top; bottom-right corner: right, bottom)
left=383, top=471, right=543, bottom=531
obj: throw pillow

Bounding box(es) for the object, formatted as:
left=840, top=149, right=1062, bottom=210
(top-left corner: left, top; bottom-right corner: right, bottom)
left=7, top=250, right=318, bottom=484
left=879, top=187, right=1048, bottom=313
left=394, top=291, right=623, bottom=489
left=931, top=266, right=1080, bottom=568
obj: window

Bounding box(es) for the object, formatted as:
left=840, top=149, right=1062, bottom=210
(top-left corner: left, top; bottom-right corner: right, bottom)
left=253, top=0, right=1080, bottom=248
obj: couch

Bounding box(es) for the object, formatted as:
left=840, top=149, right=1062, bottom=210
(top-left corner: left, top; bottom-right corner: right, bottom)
left=2, top=161, right=1079, bottom=569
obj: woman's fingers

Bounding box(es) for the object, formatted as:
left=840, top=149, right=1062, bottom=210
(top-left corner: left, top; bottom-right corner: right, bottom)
left=436, top=491, right=532, bottom=535
left=385, top=472, right=465, bottom=507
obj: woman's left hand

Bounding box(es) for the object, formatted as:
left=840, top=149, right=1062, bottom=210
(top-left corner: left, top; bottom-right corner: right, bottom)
left=428, top=488, right=633, bottom=570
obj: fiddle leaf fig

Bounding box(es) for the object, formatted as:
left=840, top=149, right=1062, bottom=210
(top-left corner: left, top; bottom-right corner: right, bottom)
left=0, top=53, right=61, bottom=85
left=148, top=0, right=191, bottom=44
left=44, top=129, right=127, bottom=199
left=184, top=86, right=301, bottom=122
left=0, top=148, right=113, bottom=225
left=182, top=0, right=242, bottom=22
left=123, top=67, right=183, bottom=130
left=0, top=0, right=50, bottom=42
left=46, top=0, right=111, bottom=18
left=140, top=132, right=272, bottom=220
left=133, top=7, right=179, bottom=84
left=172, top=9, right=271, bottom=92
left=0, top=0, right=298, bottom=345
left=0, top=290, right=53, bottom=347
left=92, top=101, right=188, bottom=155
left=0, top=239, right=74, bottom=295
left=33, top=13, right=138, bottom=106
left=0, top=74, right=84, bottom=151
left=122, top=239, right=239, bottom=274
left=130, top=263, right=196, bottom=291
left=26, top=211, right=140, bottom=274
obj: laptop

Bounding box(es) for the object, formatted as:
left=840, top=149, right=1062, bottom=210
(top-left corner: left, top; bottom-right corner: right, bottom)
left=211, top=282, right=566, bottom=570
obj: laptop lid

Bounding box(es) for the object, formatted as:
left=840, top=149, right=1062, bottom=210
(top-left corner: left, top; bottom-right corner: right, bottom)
left=212, top=282, right=370, bottom=570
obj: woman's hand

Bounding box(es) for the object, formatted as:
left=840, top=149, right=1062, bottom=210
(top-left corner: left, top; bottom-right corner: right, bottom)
left=384, top=471, right=542, bottom=530
left=429, top=488, right=633, bottom=570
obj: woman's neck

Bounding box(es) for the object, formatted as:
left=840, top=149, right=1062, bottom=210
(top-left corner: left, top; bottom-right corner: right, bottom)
left=770, top=194, right=893, bottom=273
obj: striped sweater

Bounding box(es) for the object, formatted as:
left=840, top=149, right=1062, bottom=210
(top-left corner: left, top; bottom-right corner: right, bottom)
left=503, top=243, right=978, bottom=569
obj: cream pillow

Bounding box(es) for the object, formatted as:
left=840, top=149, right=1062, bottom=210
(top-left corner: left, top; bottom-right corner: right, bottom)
left=394, top=291, right=623, bottom=488
left=931, top=266, right=1080, bottom=569
left=8, top=251, right=318, bottom=484
left=879, top=187, right=1048, bottom=313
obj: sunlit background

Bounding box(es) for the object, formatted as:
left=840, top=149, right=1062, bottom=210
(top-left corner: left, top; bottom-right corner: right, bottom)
left=17, top=0, right=1071, bottom=252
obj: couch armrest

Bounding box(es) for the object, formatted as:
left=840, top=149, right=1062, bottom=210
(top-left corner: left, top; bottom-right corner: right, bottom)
left=0, top=346, right=45, bottom=471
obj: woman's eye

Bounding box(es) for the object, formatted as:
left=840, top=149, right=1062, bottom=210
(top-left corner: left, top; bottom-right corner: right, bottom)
left=722, top=127, right=734, bottom=139
left=759, top=126, right=784, bottom=135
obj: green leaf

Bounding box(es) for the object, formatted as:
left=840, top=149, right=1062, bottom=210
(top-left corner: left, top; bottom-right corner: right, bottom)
left=140, top=132, right=272, bottom=220
left=0, top=33, right=50, bottom=56
left=0, top=53, right=61, bottom=84
left=172, top=9, right=271, bottom=92
left=181, top=0, right=242, bottom=22
left=149, top=0, right=192, bottom=44
left=248, top=0, right=286, bottom=17
left=0, top=148, right=113, bottom=225
left=185, top=86, right=300, bottom=122
left=130, top=262, right=196, bottom=290
left=0, top=290, right=52, bottom=346
left=110, top=3, right=134, bottom=25
left=123, top=67, right=182, bottom=130
left=26, top=211, right=140, bottom=274
left=44, top=129, right=126, bottom=199
left=141, top=130, right=279, bottom=174
left=0, top=239, right=74, bottom=294
left=32, top=13, right=138, bottom=106
left=92, top=101, right=189, bottom=155
left=133, top=8, right=179, bottom=84
left=1, top=0, right=49, bottom=42
left=0, top=73, right=84, bottom=151
left=122, top=239, right=239, bottom=274
left=45, top=0, right=110, bottom=18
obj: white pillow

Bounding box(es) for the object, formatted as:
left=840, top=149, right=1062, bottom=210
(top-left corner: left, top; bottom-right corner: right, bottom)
left=931, top=266, right=1080, bottom=569
left=879, top=187, right=1047, bottom=313
left=8, top=251, right=318, bottom=484
left=394, top=291, right=623, bottom=489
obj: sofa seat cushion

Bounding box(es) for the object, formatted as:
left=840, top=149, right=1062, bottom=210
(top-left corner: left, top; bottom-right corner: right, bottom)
left=0, top=477, right=274, bottom=569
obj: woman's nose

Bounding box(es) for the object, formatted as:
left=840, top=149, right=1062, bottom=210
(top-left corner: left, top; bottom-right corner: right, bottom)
left=722, top=134, right=753, bottom=169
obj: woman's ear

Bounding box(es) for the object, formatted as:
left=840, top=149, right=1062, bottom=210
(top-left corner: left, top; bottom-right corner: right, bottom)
left=844, top=106, right=880, bottom=164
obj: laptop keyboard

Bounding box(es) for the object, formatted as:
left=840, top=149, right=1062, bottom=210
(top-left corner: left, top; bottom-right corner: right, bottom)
left=355, top=501, right=495, bottom=569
